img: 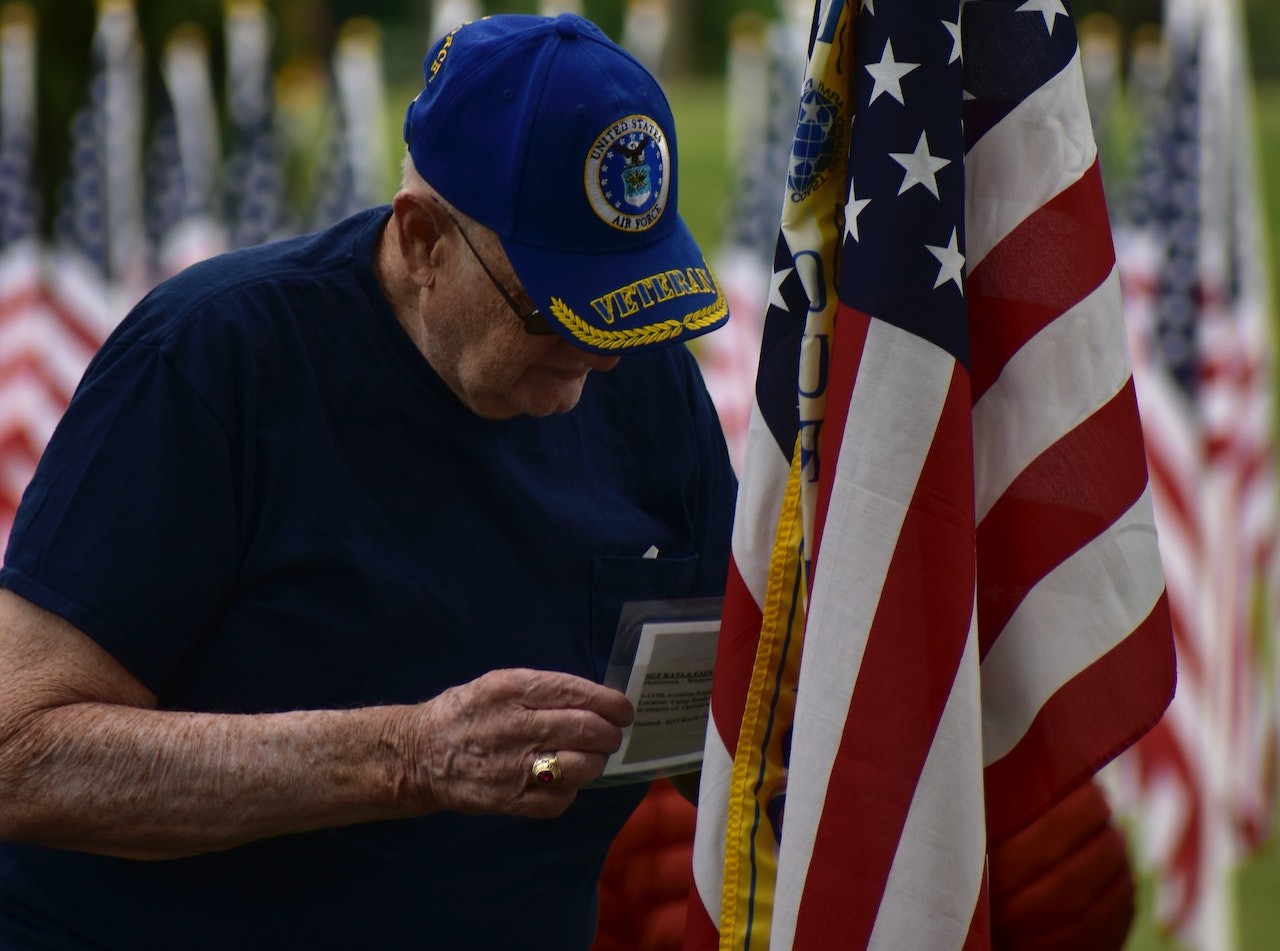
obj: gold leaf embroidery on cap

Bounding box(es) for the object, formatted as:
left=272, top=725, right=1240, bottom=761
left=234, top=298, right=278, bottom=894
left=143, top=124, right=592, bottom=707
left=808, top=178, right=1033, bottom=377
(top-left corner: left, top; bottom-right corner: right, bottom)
left=548, top=283, right=728, bottom=351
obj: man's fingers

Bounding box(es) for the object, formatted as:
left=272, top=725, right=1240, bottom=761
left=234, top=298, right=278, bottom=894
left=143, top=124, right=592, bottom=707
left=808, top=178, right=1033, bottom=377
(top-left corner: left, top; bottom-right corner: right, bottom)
left=507, top=669, right=634, bottom=726
left=530, top=707, right=626, bottom=757
left=414, top=669, right=634, bottom=818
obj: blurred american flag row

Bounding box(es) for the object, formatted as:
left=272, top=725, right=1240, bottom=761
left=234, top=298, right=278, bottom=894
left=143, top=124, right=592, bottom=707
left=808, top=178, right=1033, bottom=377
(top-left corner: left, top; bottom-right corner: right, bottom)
left=1103, top=1, right=1279, bottom=947
left=0, top=0, right=390, bottom=544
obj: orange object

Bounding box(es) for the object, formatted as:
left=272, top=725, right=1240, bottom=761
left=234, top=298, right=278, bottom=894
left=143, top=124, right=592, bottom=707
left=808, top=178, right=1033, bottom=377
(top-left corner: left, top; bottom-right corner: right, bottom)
left=990, top=779, right=1136, bottom=951
left=593, top=778, right=696, bottom=951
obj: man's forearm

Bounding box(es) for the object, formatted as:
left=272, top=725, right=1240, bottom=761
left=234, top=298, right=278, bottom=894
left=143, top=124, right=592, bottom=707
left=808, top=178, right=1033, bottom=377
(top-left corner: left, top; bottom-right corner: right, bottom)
left=0, top=701, right=423, bottom=859
left=0, top=589, right=632, bottom=859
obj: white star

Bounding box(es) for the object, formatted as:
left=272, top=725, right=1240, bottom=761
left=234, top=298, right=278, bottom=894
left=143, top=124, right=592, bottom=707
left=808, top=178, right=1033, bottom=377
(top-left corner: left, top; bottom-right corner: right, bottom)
left=942, top=18, right=962, bottom=64
left=1016, top=0, right=1068, bottom=34
left=865, top=40, right=919, bottom=106
left=926, top=228, right=965, bottom=292
left=844, top=181, right=871, bottom=243
left=862, top=0, right=876, bottom=14
left=788, top=149, right=811, bottom=185
left=768, top=264, right=795, bottom=312
left=888, top=132, right=951, bottom=198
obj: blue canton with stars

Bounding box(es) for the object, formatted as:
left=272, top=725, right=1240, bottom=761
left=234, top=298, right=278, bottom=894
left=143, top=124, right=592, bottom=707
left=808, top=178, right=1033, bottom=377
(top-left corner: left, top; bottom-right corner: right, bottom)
left=1125, top=23, right=1202, bottom=399
left=838, top=0, right=969, bottom=366
left=755, top=0, right=1080, bottom=460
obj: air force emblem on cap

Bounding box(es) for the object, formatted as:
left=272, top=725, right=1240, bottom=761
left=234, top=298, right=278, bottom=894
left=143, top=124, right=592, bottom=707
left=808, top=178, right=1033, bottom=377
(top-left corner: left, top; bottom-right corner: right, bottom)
left=584, top=115, right=670, bottom=232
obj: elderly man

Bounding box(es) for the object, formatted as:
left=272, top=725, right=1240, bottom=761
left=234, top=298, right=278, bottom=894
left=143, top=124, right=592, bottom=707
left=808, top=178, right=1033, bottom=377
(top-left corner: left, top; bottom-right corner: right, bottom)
left=0, top=14, right=734, bottom=950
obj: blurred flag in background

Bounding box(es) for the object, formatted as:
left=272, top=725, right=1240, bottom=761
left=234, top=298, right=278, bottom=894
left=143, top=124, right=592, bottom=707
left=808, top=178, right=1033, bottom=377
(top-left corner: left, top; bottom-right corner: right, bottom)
left=46, top=0, right=144, bottom=347
left=223, top=0, right=288, bottom=249
left=0, top=1, right=47, bottom=543
left=699, top=4, right=808, bottom=473
left=0, top=0, right=391, bottom=554
left=1108, top=0, right=1279, bottom=946
left=311, top=17, right=389, bottom=230
left=148, top=24, right=225, bottom=280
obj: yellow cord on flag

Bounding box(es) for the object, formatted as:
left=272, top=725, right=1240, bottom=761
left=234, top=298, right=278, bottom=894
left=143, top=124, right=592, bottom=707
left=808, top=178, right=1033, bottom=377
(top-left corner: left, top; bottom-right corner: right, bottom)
left=719, top=440, right=810, bottom=951
left=715, top=5, right=856, bottom=946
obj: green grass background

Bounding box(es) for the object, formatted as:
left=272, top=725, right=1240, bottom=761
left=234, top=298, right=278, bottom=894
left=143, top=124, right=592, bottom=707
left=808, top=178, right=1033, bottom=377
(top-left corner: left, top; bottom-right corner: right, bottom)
left=662, top=76, right=1280, bottom=951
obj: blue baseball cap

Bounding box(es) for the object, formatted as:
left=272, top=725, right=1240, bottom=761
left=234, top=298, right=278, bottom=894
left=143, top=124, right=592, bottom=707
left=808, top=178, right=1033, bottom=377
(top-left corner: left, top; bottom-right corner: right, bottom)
left=402, top=14, right=728, bottom=354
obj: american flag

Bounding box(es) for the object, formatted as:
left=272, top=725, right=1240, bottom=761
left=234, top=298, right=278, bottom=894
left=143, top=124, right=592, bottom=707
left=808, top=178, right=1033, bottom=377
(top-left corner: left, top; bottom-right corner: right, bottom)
left=621, top=0, right=673, bottom=78
left=688, top=1, right=1175, bottom=947
left=0, top=1, right=49, bottom=545
left=223, top=0, right=287, bottom=249
left=701, top=9, right=810, bottom=472
left=6, top=0, right=144, bottom=551
left=430, top=0, right=481, bottom=44
left=311, top=18, right=389, bottom=230
left=1111, top=0, right=1278, bottom=945
left=147, top=24, right=225, bottom=281
left=46, top=0, right=145, bottom=338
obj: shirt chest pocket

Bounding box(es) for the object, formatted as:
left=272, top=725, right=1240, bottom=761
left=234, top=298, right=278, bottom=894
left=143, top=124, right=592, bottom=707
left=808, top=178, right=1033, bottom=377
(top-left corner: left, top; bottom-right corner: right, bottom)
left=589, top=554, right=698, bottom=679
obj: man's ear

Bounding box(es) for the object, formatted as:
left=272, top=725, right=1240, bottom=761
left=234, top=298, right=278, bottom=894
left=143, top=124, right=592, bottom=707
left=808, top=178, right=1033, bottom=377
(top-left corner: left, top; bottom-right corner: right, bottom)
left=390, top=190, right=448, bottom=288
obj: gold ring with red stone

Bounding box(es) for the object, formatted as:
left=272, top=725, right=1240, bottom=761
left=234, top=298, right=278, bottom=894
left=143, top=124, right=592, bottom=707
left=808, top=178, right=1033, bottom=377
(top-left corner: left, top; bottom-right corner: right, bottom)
left=531, top=753, right=563, bottom=787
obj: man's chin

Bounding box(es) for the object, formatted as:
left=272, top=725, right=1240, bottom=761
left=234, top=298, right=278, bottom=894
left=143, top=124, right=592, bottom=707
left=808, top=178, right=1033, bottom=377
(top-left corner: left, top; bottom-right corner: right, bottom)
left=509, top=377, right=589, bottom=418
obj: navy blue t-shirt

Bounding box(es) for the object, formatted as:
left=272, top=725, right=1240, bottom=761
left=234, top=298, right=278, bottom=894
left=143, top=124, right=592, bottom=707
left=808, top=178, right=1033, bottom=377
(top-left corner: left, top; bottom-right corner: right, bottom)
left=0, top=208, right=736, bottom=950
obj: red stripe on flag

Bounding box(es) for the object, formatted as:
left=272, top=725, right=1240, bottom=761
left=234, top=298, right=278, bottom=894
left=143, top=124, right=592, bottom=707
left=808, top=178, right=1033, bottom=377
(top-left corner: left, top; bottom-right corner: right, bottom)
left=1143, top=442, right=1200, bottom=556
left=709, top=558, right=767, bottom=756
left=976, top=379, right=1150, bottom=656
left=1165, top=596, right=1205, bottom=689
left=968, top=161, right=1116, bottom=402
left=0, top=428, right=41, bottom=470
left=682, top=891, right=720, bottom=950
left=1237, top=442, right=1268, bottom=494
left=984, top=592, right=1175, bottom=844
left=963, top=876, right=992, bottom=951
left=45, top=294, right=113, bottom=356
left=1142, top=441, right=1206, bottom=684
left=810, top=303, right=872, bottom=570
left=790, top=360, right=976, bottom=947
left=0, top=285, right=42, bottom=315
left=1130, top=719, right=1204, bottom=934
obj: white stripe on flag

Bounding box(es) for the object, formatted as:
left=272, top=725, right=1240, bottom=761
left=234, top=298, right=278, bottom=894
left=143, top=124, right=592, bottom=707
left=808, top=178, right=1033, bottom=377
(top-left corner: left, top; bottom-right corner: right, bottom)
left=982, top=485, right=1167, bottom=762
left=689, top=725, right=733, bottom=929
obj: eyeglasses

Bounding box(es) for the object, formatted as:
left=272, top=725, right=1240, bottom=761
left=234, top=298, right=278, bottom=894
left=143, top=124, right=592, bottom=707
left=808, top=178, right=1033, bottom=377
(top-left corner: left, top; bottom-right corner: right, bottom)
left=433, top=197, right=553, bottom=336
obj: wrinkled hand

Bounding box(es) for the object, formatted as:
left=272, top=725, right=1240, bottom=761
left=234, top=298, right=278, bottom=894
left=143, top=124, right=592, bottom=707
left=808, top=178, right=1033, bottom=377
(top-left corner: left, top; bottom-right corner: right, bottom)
left=408, top=668, right=634, bottom=819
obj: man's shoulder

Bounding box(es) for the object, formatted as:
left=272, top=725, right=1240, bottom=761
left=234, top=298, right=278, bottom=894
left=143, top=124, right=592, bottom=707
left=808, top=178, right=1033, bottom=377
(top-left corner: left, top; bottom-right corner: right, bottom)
left=115, top=208, right=391, bottom=349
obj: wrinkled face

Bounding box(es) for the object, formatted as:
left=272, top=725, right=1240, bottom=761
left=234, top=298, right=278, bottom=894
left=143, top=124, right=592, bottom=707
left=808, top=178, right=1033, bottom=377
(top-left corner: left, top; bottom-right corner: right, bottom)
left=421, top=219, right=620, bottom=420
